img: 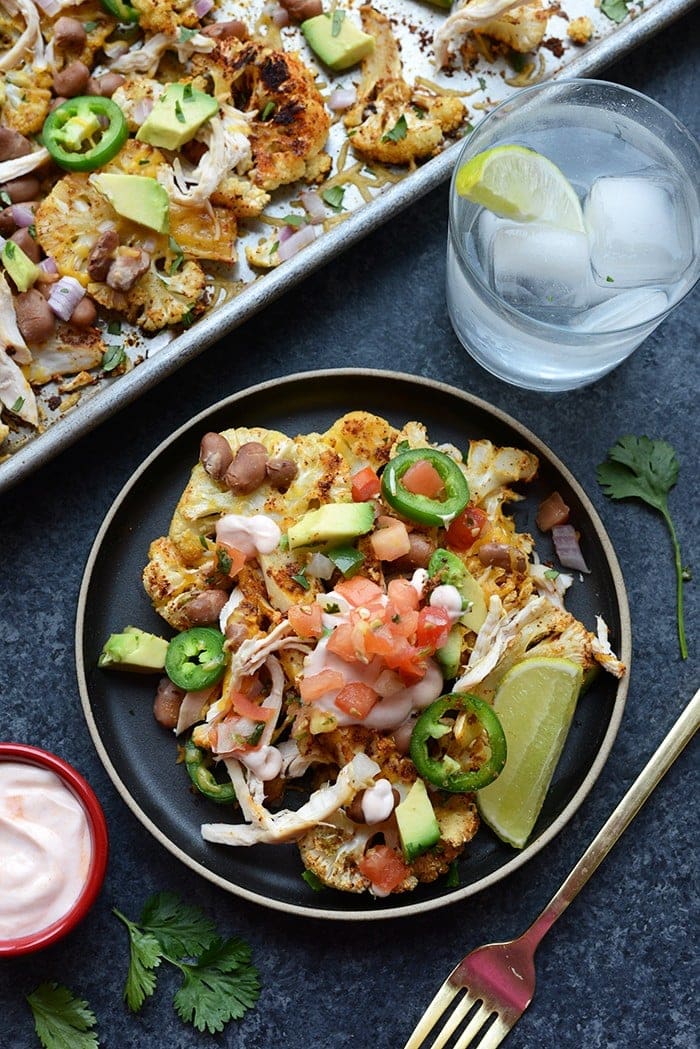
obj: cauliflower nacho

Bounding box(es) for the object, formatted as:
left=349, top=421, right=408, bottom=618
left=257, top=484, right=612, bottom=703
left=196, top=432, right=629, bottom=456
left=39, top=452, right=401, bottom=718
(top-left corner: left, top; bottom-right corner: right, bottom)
left=100, top=410, right=625, bottom=898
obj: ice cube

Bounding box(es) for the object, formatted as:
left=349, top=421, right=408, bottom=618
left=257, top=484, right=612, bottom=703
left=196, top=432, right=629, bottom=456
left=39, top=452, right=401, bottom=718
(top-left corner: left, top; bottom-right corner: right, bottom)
left=473, top=209, right=510, bottom=271
left=572, top=288, right=668, bottom=332
left=491, top=224, right=592, bottom=310
left=584, top=175, right=693, bottom=287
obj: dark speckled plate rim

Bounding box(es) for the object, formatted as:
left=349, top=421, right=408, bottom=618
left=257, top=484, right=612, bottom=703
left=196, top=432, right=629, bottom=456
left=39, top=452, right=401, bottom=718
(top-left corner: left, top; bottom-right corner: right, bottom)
left=75, top=369, right=631, bottom=921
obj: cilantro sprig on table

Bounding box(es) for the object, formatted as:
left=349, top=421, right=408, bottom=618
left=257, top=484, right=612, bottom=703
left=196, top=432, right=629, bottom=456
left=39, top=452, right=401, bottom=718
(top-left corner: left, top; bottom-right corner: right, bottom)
left=114, top=891, right=260, bottom=1033
left=25, top=893, right=260, bottom=1047
left=597, top=435, right=688, bottom=659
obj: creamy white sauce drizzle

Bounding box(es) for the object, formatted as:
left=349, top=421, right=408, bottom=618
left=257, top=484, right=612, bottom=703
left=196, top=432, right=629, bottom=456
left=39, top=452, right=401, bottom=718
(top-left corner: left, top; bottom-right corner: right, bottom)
left=215, top=513, right=281, bottom=557
left=0, top=763, right=92, bottom=940
left=430, top=583, right=464, bottom=625
left=361, top=778, right=395, bottom=824
left=239, top=745, right=283, bottom=782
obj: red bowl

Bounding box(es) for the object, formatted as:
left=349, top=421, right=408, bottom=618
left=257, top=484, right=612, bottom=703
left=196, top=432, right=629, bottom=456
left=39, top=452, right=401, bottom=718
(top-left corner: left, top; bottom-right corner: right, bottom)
left=0, top=743, right=109, bottom=957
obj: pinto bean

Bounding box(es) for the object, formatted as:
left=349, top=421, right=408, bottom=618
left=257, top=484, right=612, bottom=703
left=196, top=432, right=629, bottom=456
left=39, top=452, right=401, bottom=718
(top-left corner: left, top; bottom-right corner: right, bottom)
left=265, top=457, right=298, bottom=491
left=201, top=19, right=248, bottom=39
left=536, top=491, right=570, bottom=532
left=279, top=0, right=323, bottom=21
left=225, top=621, right=248, bottom=649
left=184, top=589, right=230, bottom=626
left=0, top=176, right=40, bottom=203
left=69, top=296, right=98, bottom=328
left=0, top=207, right=17, bottom=236
left=10, top=226, right=40, bottom=263
left=105, top=247, right=150, bottom=292
left=52, top=16, right=87, bottom=49
left=52, top=60, right=90, bottom=98
left=395, top=532, right=435, bottom=571
left=477, top=542, right=526, bottom=574
left=14, top=288, right=56, bottom=345
left=86, top=72, right=125, bottom=98
left=200, top=432, right=233, bottom=482
left=0, top=127, right=32, bottom=162
left=87, top=229, right=119, bottom=282
left=153, top=677, right=186, bottom=730
left=224, top=441, right=268, bottom=494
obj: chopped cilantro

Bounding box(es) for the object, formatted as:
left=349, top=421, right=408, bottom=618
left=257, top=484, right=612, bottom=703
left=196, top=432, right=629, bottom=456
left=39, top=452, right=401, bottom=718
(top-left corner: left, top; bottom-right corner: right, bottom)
left=168, top=237, right=184, bottom=274
left=260, top=101, right=276, bottom=121
left=174, top=100, right=185, bottom=124
left=199, top=535, right=208, bottom=550
left=107, top=320, right=122, bottom=335
left=183, top=82, right=193, bottom=100
left=83, top=20, right=98, bottom=31
left=292, top=569, right=310, bottom=590
left=180, top=307, right=195, bottom=328
left=102, top=344, right=126, bottom=372
left=478, top=76, right=486, bottom=91
left=321, top=185, right=345, bottom=212
left=178, top=26, right=198, bottom=42
left=445, top=861, right=460, bottom=889
left=302, top=870, right=325, bottom=892
left=0, top=190, right=11, bottom=206
left=10, top=396, right=24, bottom=413
left=331, top=9, right=345, bottom=36
left=600, top=0, right=631, bottom=21
left=217, top=547, right=232, bottom=575
left=381, top=114, right=408, bottom=143
left=282, top=213, right=306, bottom=228
left=543, top=568, right=560, bottom=580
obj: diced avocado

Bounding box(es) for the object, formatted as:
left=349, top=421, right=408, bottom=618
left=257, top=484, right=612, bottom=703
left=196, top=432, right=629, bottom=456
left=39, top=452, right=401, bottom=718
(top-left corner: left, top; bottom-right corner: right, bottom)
left=287, top=502, right=375, bottom=550
left=301, top=12, right=374, bottom=71
left=98, top=626, right=169, bottom=672
left=436, top=624, right=464, bottom=679
left=1, top=239, right=40, bottom=292
left=395, top=779, right=441, bottom=862
left=90, top=172, right=169, bottom=234
left=458, top=570, right=487, bottom=633
left=428, top=548, right=487, bottom=633
left=136, top=82, right=219, bottom=151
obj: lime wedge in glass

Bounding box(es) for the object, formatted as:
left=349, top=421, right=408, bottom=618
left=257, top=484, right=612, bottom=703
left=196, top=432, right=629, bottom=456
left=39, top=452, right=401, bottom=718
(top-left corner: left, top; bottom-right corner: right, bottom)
left=477, top=656, right=584, bottom=848
left=455, top=145, right=585, bottom=232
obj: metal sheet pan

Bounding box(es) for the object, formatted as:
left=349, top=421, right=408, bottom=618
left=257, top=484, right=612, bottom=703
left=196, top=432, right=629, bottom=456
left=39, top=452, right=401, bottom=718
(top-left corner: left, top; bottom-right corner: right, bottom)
left=1, top=0, right=694, bottom=492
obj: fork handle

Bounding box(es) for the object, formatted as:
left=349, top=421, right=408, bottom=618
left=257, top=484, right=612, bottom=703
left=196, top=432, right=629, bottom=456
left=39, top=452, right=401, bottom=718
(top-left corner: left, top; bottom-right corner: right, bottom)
left=522, top=686, right=700, bottom=951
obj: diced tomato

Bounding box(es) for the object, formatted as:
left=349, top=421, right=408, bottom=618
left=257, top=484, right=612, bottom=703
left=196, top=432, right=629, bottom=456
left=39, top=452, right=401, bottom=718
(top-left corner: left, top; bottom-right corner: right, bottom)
left=401, top=459, right=445, bottom=499
left=386, top=608, right=419, bottom=639
left=299, top=669, right=345, bottom=701
left=335, top=576, right=384, bottom=608
left=351, top=466, right=381, bottom=502
left=327, top=622, right=361, bottom=662
left=387, top=578, right=420, bottom=614
left=230, top=691, right=274, bottom=722
left=216, top=543, right=247, bottom=577
left=288, top=602, right=324, bottom=639
left=363, top=624, right=395, bottom=658
left=445, top=506, right=489, bottom=551
left=415, top=605, right=451, bottom=652
left=383, top=636, right=426, bottom=684
left=359, top=845, right=411, bottom=893
left=370, top=519, right=411, bottom=562
left=335, top=681, right=379, bottom=719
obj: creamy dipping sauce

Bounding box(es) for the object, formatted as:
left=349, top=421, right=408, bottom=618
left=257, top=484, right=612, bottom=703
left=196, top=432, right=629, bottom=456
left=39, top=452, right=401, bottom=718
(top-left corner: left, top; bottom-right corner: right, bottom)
left=0, top=762, right=92, bottom=940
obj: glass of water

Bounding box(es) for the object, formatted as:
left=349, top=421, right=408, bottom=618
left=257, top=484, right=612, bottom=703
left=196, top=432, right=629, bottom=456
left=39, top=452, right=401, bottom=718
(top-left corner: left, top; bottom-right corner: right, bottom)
left=446, top=79, right=700, bottom=392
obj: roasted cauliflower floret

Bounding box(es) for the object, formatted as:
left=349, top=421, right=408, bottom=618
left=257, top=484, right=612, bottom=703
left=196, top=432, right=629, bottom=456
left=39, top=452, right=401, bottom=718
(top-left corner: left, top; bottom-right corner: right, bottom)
left=131, top=0, right=200, bottom=36
left=191, top=38, right=331, bottom=190
left=344, top=6, right=466, bottom=165
left=0, top=68, right=52, bottom=135
left=568, top=16, right=594, bottom=45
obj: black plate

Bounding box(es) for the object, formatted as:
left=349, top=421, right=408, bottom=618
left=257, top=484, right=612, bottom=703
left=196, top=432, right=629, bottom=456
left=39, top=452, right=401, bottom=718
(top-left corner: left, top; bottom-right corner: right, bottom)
left=76, top=370, right=631, bottom=920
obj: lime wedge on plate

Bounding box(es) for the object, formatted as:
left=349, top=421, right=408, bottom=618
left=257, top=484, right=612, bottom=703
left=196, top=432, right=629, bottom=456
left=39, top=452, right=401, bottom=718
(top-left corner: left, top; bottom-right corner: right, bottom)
left=455, top=145, right=585, bottom=232
left=477, top=656, right=584, bottom=848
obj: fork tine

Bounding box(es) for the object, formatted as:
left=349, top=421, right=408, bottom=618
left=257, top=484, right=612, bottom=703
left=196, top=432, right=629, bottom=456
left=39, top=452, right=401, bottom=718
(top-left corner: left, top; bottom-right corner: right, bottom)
left=403, top=980, right=461, bottom=1049
left=455, top=1012, right=513, bottom=1049
left=450, top=1001, right=495, bottom=1049
left=427, top=991, right=480, bottom=1049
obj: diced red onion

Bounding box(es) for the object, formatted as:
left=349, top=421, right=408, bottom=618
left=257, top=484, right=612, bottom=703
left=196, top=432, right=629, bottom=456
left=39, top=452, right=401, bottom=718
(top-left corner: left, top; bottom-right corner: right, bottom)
left=307, top=552, right=335, bottom=580
left=34, top=0, right=62, bottom=14
left=47, top=276, right=85, bottom=321
left=272, top=6, right=289, bottom=26
left=300, top=189, right=325, bottom=224
left=277, top=224, right=316, bottom=261
left=278, top=223, right=295, bottom=243
left=194, top=0, right=214, bottom=15
left=9, top=203, right=35, bottom=228
left=39, top=256, right=59, bottom=277
left=552, top=525, right=590, bottom=574
left=328, top=86, right=357, bottom=112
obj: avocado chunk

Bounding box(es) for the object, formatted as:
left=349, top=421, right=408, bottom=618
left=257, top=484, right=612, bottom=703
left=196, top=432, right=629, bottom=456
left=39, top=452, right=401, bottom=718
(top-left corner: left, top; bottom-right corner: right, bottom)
left=90, top=172, right=169, bottom=234
left=98, top=626, right=169, bottom=672
left=136, top=82, right=219, bottom=151
left=301, top=12, right=374, bottom=71
left=287, top=502, right=374, bottom=550
left=395, top=779, right=441, bottom=862
left=1, top=239, right=40, bottom=292
left=428, top=548, right=488, bottom=633
left=436, top=624, right=464, bottom=680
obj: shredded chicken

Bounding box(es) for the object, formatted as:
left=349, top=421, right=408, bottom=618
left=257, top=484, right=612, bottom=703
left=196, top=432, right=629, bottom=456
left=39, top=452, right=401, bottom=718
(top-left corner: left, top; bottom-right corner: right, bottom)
left=0, top=146, right=50, bottom=184
left=0, top=0, right=42, bottom=72
left=434, top=0, right=536, bottom=67
left=110, top=30, right=214, bottom=77
left=157, top=113, right=251, bottom=208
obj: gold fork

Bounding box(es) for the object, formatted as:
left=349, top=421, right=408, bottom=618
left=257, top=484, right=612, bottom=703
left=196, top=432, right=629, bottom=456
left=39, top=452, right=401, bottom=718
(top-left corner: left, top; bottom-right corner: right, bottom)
left=403, top=687, right=700, bottom=1049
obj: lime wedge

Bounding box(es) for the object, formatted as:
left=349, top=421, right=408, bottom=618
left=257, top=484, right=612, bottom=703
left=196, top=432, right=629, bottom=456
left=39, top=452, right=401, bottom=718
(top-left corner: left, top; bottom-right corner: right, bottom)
left=477, top=656, right=584, bottom=848
left=455, top=145, right=585, bottom=232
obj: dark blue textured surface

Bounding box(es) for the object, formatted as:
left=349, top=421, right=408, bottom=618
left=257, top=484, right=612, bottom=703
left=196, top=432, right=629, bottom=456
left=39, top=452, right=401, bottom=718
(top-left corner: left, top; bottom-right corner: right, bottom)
left=1, top=10, right=698, bottom=1047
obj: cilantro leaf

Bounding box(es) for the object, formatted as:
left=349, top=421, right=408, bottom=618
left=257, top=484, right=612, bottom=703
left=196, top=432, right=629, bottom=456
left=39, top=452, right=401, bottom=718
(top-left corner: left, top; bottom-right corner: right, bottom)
left=172, top=938, right=261, bottom=1034
left=597, top=435, right=687, bottom=659
left=382, top=114, right=408, bottom=143
left=321, top=185, right=345, bottom=212
left=113, top=908, right=162, bottom=1011
left=27, top=983, right=99, bottom=1049
left=139, top=891, right=219, bottom=958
